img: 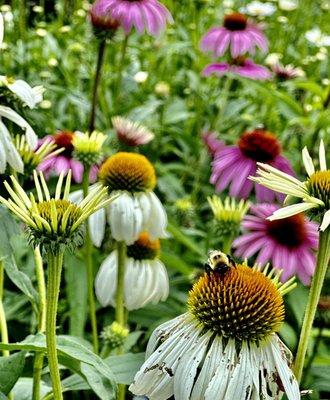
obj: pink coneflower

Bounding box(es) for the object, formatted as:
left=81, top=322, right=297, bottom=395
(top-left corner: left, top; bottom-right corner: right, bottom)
left=233, top=203, right=318, bottom=284
left=203, top=58, right=271, bottom=80
left=271, top=63, right=305, bottom=81
left=210, top=129, right=294, bottom=202
left=200, top=13, right=268, bottom=58
left=95, top=0, right=173, bottom=36
left=201, top=131, right=225, bottom=157
left=112, top=116, right=154, bottom=146
left=89, top=0, right=120, bottom=33
left=38, top=131, right=98, bottom=183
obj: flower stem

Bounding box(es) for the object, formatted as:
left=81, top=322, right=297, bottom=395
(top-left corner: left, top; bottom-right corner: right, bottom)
left=89, top=38, right=107, bottom=133
left=32, top=247, right=47, bottom=400
left=115, top=241, right=127, bottom=400
left=82, top=167, right=99, bottom=354
left=293, top=228, right=330, bottom=383
left=0, top=261, right=9, bottom=358
left=46, top=252, right=64, bottom=400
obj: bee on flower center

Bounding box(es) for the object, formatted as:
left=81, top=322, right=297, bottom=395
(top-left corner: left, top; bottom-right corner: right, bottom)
left=204, top=250, right=236, bottom=276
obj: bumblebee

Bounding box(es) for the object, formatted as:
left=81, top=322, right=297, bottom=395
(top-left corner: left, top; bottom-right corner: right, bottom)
left=204, top=250, right=236, bottom=276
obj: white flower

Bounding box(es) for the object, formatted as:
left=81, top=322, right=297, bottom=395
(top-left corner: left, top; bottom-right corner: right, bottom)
left=240, top=1, right=276, bottom=16
left=305, top=28, right=330, bottom=47
left=134, top=71, right=148, bottom=84
left=265, top=52, right=283, bottom=66
left=278, top=0, right=298, bottom=10
left=112, top=116, right=154, bottom=147
left=95, top=234, right=169, bottom=310
left=130, top=263, right=299, bottom=400
left=0, top=75, right=44, bottom=109
left=252, top=140, right=330, bottom=231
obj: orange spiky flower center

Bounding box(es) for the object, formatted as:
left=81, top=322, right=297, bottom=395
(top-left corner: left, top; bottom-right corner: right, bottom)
left=188, top=264, right=284, bottom=342
left=53, top=131, right=74, bottom=157
left=127, top=232, right=160, bottom=260
left=238, top=130, right=281, bottom=163
left=223, top=13, right=248, bottom=31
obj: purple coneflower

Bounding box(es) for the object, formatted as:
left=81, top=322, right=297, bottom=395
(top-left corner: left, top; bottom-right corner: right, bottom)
left=233, top=203, right=318, bottom=284
left=38, top=131, right=98, bottom=183
left=210, top=129, right=294, bottom=201
left=89, top=0, right=120, bottom=33
left=112, top=116, right=154, bottom=146
left=94, top=0, right=173, bottom=36
left=202, top=131, right=225, bottom=157
left=203, top=57, right=271, bottom=80
left=200, top=12, right=268, bottom=58
left=271, top=63, right=305, bottom=81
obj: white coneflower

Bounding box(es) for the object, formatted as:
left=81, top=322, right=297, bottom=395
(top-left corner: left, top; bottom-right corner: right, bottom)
left=112, top=116, right=154, bottom=147
left=72, top=130, right=106, bottom=166
left=0, top=75, right=44, bottom=109
left=0, top=170, right=114, bottom=253
left=130, top=260, right=299, bottom=400
left=95, top=232, right=169, bottom=310
left=252, top=140, right=330, bottom=231
left=89, top=152, right=167, bottom=246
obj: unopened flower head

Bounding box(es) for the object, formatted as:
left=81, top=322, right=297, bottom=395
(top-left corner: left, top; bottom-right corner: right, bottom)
left=100, top=321, right=129, bottom=350
left=95, top=232, right=169, bottom=310
left=208, top=195, right=249, bottom=238
left=87, top=152, right=167, bottom=246
left=112, top=116, right=154, bottom=147
left=72, top=130, right=106, bottom=166
left=252, top=140, right=330, bottom=231
left=130, top=259, right=299, bottom=400
left=0, top=170, right=114, bottom=253
left=15, top=135, right=63, bottom=176
left=200, top=12, right=268, bottom=58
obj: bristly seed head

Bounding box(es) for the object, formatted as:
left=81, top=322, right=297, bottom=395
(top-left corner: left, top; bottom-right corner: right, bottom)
left=98, top=152, right=156, bottom=193
left=223, top=13, right=248, bottom=31
left=188, top=264, right=285, bottom=342
left=266, top=213, right=307, bottom=248
left=127, top=232, right=160, bottom=260
left=238, top=130, right=281, bottom=163
left=307, top=170, right=330, bottom=209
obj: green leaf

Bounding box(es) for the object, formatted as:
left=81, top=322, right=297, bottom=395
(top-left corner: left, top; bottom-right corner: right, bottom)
left=0, top=335, right=117, bottom=400
left=161, top=251, right=192, bottom=275
left=12, top=378, right=51, bottom=400
left=167, top=222, right=204, bottom=258
left=64, top=253, right=88, bottom=337
left=106, top=353, right=145, bottom=385
left=0, top=352, right=26, bottom=395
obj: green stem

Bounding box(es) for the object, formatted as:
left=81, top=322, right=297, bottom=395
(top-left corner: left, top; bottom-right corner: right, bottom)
left=222, top=233, right=236, bottom=255
left=211, top=77, right=232, bottom=130
left=114, top=35, right=129, bottom=109
left=82, top=167, right=99, bottom=354
left=46, top=252, right=64, bottom=400
left=115, top=241, right=126, bottom=400
left=0, top=261, right=9, bottom=358
left=89, top=38, right=107, bottom=133
left=32, top=247, right=47, bottom=400
left=301, top=327, right=323, bottom=385
left=293, top=228, right=330, bottom=382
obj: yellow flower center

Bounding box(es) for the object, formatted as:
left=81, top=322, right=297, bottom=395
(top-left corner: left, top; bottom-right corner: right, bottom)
left=188, top=264, right=284, bottom=342
left=98, top=152, right=156, bottom=192
left=308, top=170, right=330, bottom=208
left=126, top=232, right=160, bottom=260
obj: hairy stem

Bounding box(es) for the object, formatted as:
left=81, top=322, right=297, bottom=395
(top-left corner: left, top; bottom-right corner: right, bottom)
left=32, top=247, right=47, bottom=400
left=82, top=167, right=99, bottom=354
left=294, top=228, right=330, bottom=382
left=89, top=38, right=106, bottom=133
left=46, top=252, right=64, bottom=400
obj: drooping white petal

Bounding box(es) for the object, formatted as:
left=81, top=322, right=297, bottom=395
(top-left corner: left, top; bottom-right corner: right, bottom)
left=319, top=139, right=327, bottom=171
left=88, top=207, right=106, bottom=247
left=145, top=192, right=168, bottom=239
left=320, top=209, right=330, bottom=231
left=0, top=105, right=37, bottom=148
left=0, top=120, right=24, bottom=173
left=0, top=135, right=7, bottom=173
left=94, top=251, right=117, bottom=307
left=174, top=333, right=210, bottom=400
left=190, top=336, right=223, bottom=400
left=7, top=79, right=43, bottom=109
left=269, top=336, right=301, bottom=400
left=267, top=202, right=317, bottom=220
left=124, top=258, right=148, bottom=310
left=302, top=146, right=315, bottom=177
